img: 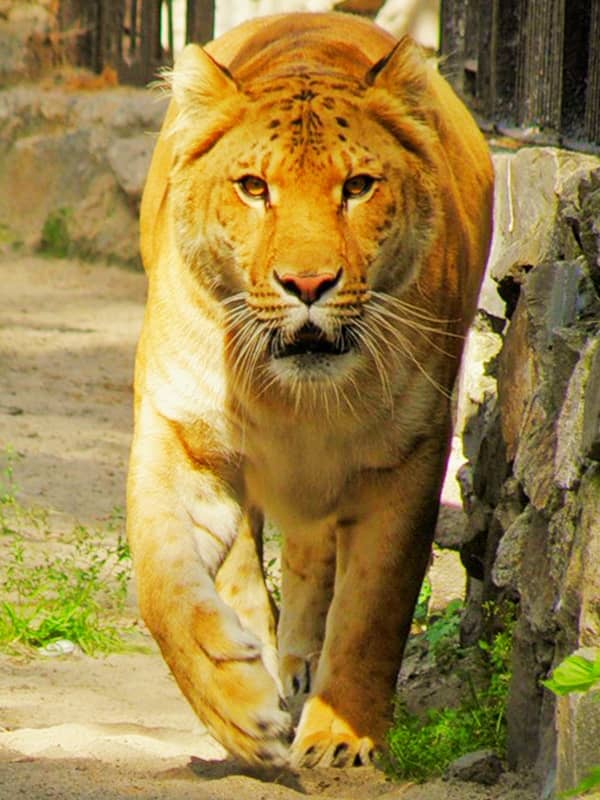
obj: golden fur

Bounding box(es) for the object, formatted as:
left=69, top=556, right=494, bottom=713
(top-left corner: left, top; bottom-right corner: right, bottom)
left=128, top=12, right=494, bottom=768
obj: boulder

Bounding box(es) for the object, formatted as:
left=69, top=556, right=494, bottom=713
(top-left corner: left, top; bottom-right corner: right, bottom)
left=460, top=148, right=600, bottom=793
left=0, top=87, right=167, bottom=265
left=445, top=749, right=505, bottom=785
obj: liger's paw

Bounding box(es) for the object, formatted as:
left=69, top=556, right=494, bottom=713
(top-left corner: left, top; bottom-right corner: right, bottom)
left=280, top=652, right=321, bottom=696
left=290, top=695, right=377, bottom=768
left=189, top=649, right=293, bottom=766
left=158, top=605, right=293, bottom=766
left=291, top=730, right=376, bottom=767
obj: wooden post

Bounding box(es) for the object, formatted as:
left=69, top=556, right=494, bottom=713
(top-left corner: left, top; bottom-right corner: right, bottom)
left=584, top=0, right=600, bottom=143
left=516, top=0, right=566, bottom=133
left=477, top=0, right=520, bottom=121
left=439, top=0, right=469, bottom=96
left=186, top=0, right=215, bottom=45
left=140, top=0, right=162, bottom=82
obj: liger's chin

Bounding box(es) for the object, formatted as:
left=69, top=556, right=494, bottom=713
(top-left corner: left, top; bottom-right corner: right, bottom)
left=267, top=349, right=361, bottom=387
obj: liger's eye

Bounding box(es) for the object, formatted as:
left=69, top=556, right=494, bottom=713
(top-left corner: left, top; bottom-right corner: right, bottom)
left=342, top=174, right=377, bottom=200
left=237, top=175, right=269, bottom=200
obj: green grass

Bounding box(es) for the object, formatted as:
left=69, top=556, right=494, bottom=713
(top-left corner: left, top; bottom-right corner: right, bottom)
left=0, top=222, right=24, bottom=250
left=39, top=207, right=72, bottom=258
left=0, top=448, right=135, bottom=655
left=386, top=601, right=514, bottom=782
left=263, top=521, right=282, bottom=606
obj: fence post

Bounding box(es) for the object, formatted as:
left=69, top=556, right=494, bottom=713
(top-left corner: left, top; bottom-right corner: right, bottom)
left=516, top=0, right=566, bottom=135
left=584, top=1, right=600, bottom=143
left=186, top=0, right=215, bottom=44
left=439, top=0, right=468, bottom=96
left=476, top=0, right=520, bottom=123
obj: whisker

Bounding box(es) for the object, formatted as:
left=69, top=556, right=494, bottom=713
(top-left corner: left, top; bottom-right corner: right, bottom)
left=367, top=304, right=456, bottom=360
left=349, top=321, right=394, bottom=409
left=365, top=312, right=452, bottom=399
left=256, top=366, right=281, bottom=399
left=370, top=290, right=461, bottom=326
left=228, top=318, right=268, bottom=396
left=222, top=291, right=249, bottom=308
left=337, top=372, right=363, bottom=423
left=371, top=302, right=464, bottom=344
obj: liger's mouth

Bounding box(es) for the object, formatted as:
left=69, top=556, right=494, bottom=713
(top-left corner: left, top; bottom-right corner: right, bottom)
left=269, top=323, right=352, bottom=359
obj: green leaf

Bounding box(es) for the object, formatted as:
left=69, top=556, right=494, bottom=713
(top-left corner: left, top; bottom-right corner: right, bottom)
left=561, top=765, right=600, bottom=797
left=543, top=654, right=600, bottom=697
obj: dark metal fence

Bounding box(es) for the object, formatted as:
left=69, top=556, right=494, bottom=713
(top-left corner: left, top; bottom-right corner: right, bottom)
left=59, top=0, right=215, bottom=86
left=440, top=0, right=600, bottom=149
left=59, top=0, right=599, bottom=148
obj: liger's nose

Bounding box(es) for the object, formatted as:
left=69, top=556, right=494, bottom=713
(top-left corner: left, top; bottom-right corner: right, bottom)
left=274, top=268, right=342, bottom=305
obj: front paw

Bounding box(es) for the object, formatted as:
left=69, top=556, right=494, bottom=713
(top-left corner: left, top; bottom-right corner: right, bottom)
left=211, top=655, right=293, bottom=765
left=280, top=652, right=320, bottom=696
left=156, top=606, right=293, bottom=766
left=290, top=695, right=377, bottom=768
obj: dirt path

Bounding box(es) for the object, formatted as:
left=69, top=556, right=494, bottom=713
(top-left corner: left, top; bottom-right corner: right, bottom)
left=0, top=256, right=537, bottom=799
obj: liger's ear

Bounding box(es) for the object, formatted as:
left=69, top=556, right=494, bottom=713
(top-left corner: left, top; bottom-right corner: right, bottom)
left=365, top=36, right=428, bottom=104
left=169, top=43, right=239, bottom=111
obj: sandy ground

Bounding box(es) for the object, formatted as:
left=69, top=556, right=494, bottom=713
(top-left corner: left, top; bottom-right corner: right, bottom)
left=0, top=255, right=538, bottom=799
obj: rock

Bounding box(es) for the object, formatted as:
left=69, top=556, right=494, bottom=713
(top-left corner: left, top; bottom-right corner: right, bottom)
left=560, top=475, right=600, bottom=646
left=555, top=338, right=600, bottom=488
left=496, top=294, right=533, bottom=464
left=0, top=27, right=27, bottom=84
left=0, top=87, right=168, bottom=265
left=445, top=749, right=504, bottom=785
left=107, top=135, right=155, bottom=200
left=561, top=166, right=600, bottom=287
left=461, top=147, right=600, bottom=793
left=434, top=504, right=470, bottom=550
left=457, top=311, right=504, bottom=463
left=489, top=149, right=600, bottom=288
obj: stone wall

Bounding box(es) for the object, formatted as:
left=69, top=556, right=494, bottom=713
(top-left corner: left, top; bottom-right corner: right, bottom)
left=0, top=2, right=166, bottom=266
left=458, top=148, right=600, bottom=797
left=0, top=86, right=166, bottom=266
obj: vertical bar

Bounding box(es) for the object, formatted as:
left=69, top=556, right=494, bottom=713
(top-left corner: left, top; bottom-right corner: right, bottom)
left=476, top=0, right=496, bottom=116
left=95, top=0, right=107, bottom=73
left=115, top=0, right=125, bottom=65
left=131, top=0, right=138, bottom=54
left=84, top=1, right=101, bottom=72
left=584, top=0, right=600, bottom=142
left=139, top=0, right=162, bottom=82
left=461, top=0, right=480, bottom=98
left=104, top=0, right=124, bottom=74
left=439, top=0, right=469, bottom=95
left=493, top=0, right=520, bottom=120
left=561, top=0, right=590, bottom=138
left=167, top=0, right=174, bottom=56
left=186, top=0, right=215, bottom=45
left=517, top=0, right=566, bottom=132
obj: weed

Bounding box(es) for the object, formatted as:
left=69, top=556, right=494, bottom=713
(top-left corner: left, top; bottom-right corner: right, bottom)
left=263, top=522, right=282, bottom=606
left=543, top=650, right=600, bottom=797
left=39, top=207, right=72, bottom=258
left=413, top=577, right=432, bottom=627
left=0, top=449, right=135, bottom=655
left=387, top=697, right=506, bottom=782
left=386, top=601, right=515, bottom=782
left=0, top=222, right=24, bottom=250
left=424, top=598, right=463, bottom=667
